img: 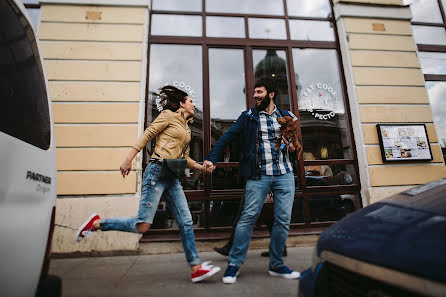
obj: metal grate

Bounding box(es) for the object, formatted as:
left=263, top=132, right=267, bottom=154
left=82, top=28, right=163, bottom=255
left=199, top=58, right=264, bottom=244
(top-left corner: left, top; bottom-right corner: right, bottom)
left=325, top=262, right=426, bottom=297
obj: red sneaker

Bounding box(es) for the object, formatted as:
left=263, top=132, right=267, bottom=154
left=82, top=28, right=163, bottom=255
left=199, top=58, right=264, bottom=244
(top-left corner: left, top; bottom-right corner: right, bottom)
left=191, top=261, right=221, bottom=283
left=75, top=213, right=100, bottom=242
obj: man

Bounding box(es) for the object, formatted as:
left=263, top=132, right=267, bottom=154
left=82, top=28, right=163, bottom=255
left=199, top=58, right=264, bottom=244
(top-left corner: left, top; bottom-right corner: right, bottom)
left=203, top=76, right=300, bottom=284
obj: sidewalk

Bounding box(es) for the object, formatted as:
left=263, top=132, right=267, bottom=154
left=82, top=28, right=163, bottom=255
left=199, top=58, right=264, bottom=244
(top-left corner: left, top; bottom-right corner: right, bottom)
left=50, top=245, right=314, bottom=297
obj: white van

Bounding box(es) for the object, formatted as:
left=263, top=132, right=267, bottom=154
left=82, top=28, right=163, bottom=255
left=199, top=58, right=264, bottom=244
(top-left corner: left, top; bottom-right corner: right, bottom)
left=0, top=0, right=61, bottom=296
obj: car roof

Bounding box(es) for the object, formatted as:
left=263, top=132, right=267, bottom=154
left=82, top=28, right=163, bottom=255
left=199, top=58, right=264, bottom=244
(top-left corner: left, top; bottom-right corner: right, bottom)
left=385, top=178, right=446, bottom=216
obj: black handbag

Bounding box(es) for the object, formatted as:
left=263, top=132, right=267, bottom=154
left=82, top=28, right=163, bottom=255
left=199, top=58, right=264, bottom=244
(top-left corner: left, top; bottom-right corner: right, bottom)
left=159, top=158, right=187, bottom=180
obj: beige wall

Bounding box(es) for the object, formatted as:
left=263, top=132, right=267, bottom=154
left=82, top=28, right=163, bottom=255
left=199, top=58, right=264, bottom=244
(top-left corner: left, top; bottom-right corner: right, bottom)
left=40, top=3, right=148, bottom=253
left=40, top=4, right=146, bottom=196
left=337, top=2, right=446, bottom=204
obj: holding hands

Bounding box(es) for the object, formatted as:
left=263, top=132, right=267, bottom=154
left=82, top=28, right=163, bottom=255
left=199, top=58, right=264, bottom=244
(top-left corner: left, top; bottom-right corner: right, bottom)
left=203, top=160, right=216, bottom=174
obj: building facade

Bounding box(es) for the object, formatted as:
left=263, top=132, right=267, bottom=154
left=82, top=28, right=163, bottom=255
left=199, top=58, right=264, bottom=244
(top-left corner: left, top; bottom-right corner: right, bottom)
left=24, top=0, right=446, bottom=254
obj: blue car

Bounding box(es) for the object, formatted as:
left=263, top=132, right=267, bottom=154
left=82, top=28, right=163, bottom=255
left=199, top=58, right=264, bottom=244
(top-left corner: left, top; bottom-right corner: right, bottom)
left=299, top=178, right=446, bottom=297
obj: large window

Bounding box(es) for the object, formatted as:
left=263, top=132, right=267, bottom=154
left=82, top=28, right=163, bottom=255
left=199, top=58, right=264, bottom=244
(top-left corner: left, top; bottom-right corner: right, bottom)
left=407, top=0, right=446, bottom=162
left=144, top=0, right=361, bottom=236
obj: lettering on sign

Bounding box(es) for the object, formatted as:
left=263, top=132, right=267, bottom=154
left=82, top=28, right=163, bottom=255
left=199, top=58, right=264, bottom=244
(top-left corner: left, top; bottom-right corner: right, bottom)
left=302, top=83, right=340, bottom=121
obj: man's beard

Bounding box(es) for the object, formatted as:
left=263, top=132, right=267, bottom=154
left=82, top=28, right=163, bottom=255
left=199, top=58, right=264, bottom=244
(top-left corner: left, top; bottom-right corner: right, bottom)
left=255, top=94, right=270, bottom=111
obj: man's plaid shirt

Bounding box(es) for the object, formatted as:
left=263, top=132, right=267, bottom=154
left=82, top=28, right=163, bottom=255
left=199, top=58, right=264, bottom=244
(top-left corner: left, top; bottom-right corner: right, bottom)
left=258, top=106, right=297, bottom=176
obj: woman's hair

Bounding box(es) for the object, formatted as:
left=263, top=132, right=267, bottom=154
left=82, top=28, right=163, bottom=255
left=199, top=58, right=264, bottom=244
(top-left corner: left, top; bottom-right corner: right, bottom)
left=158, top=85, right=188, bottom=112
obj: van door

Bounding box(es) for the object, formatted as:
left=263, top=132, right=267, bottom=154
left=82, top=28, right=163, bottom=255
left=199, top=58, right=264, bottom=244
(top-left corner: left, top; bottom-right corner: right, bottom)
left=0, top=1, right=57, bottom=296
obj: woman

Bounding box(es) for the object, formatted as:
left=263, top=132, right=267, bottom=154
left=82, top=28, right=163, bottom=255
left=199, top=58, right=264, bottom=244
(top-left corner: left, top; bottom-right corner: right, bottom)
left=75, top=85, right=220, bottom=282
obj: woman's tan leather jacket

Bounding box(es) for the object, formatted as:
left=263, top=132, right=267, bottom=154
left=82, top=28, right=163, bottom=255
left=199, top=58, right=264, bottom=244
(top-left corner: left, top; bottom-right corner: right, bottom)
left=133, top=108, right=198, bottom=169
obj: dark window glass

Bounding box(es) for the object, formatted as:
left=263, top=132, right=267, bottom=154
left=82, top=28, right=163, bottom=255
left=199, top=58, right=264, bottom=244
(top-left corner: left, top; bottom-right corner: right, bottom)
left=206, top=0, right=284, bottom=15
left=147, top=44, right=204, bottom=190
left=209, top=48, right=246, bottom=190
left=291, top=197, right=304, bottom=224
left=206, top=16, right=245, bottom=38
left=409, top=0, right=443, bottom=23
left=210, top=199, right=241, bottom=227
left=308, top=193, right=346, bottom=222
left=151, top=14, right=202, bottom=37
left=293, top=48, right=353, bottom=160
left=289, top=20, right=335, bottom=41
left=412, top=25, right=446, bottom=45
left=0, top=0, right=50, bottom=150
left=248, top=18, right=286, bottom=39
left=152, top=0, right=201, bottom=12
left=287, top=0, right=331, bottom=18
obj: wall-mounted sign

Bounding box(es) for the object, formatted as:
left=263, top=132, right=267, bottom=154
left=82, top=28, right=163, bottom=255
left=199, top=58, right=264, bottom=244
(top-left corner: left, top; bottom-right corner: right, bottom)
left=301, top=83, right=341, bottom=120
left=376, top=124, right=433, bottom=162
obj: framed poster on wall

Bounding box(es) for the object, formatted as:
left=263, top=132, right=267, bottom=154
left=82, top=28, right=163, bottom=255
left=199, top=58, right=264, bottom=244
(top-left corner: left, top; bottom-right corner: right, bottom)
left=376, top=124, right=433, bottom=162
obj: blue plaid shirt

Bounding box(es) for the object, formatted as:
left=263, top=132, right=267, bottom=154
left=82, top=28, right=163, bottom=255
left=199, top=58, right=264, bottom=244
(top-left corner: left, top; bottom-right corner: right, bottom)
left=258, top=107, right=296, bottom=175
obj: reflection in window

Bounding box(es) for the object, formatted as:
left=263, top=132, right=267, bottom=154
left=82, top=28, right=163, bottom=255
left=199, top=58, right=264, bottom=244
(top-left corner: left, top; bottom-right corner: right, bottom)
left=148, top=44, right=204, bottom=190
left=412, top=25, right=446, bottom=45
left=305, top=164, right=356, bottom=186
left=426, top=82, right=446, bottom=160
left=151, top=199, right=205, bottom=229
left=287, top=0, right=331, bottom=18
left=293, top=49, right=353, bottom=160
left=253, top=49, right=290, bottom=111
left=206, top=16, right=245, bottom=38
left=209, top=48, right=246, bottom=190
left=289, top=20, right=335, bottom=41
left=408, top=0, right=443, bottom=23
left=152, top=0, right=201, bottom=12
left=419, top=52, right=446, bottom=75
left=248, top=18, right=286, bottom=39
left=151, top=14, right=202, bottom=36
left=206, top=0, right=284, bottom=15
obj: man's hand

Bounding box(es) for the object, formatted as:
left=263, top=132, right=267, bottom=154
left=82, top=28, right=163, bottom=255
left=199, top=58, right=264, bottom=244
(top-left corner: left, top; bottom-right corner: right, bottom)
left=203, top=160, right=216, bottom=174
left=282, top=136, right=296, bottom=153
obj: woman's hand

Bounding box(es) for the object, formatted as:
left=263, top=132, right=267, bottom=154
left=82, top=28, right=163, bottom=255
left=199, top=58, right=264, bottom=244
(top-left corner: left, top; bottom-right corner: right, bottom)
left=120, top=147, right=138, bottom=178
left=120, top=160, right=132, bottom=177
left=193, top=163, right=203, bottom=172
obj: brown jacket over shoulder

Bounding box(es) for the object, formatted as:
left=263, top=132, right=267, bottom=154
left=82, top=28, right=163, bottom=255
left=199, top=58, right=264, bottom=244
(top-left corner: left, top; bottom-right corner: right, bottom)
left=133, top=108, right=198, bottom=169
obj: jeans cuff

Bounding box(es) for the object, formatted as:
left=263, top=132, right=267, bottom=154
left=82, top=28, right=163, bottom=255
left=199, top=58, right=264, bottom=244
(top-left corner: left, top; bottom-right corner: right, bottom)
left=189, top=258, right=201, bottom=266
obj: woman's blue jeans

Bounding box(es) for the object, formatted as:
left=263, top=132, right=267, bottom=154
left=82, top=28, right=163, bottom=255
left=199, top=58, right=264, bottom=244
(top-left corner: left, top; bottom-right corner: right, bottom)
left=100, top=162, right=200, bottom=266
left=228, top=172, right=295, bottom=270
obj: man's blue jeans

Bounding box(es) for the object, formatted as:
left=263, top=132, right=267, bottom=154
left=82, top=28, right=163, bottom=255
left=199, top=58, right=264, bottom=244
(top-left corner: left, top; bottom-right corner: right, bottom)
left=228, top=172, right=295, bottom=269
left=100, top=162, right=200, bottom=266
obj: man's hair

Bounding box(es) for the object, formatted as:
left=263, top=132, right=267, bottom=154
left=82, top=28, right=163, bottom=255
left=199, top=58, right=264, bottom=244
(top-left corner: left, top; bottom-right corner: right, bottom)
left=254, top=76, right=278, bottom=99
left=159, top=85, right=188, bottom=112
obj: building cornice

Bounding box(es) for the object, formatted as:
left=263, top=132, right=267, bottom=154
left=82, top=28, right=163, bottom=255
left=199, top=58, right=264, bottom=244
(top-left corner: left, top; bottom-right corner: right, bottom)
left=39, top=0, right=150, bottom=7
left=334, top=2, right=412, bottom=21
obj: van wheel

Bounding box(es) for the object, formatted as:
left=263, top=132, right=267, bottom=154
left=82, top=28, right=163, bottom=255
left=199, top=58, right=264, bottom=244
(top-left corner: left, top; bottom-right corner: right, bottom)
left=35, top=274, right=62, bottom=297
